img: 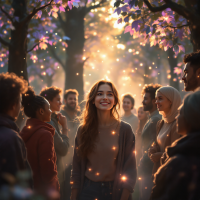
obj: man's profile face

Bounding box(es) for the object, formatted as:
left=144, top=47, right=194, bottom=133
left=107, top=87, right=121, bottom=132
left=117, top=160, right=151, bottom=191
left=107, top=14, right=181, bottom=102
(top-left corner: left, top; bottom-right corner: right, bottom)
left=182, top=62, right=198, bottom=91
left=142, top=93, right=153, bottom=111
left=65, top=94, right=78, bottom=111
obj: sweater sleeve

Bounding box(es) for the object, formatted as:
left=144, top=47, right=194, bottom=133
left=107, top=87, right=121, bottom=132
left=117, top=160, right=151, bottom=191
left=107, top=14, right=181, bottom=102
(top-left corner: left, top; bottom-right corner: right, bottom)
left=70, top=127, right=82, bottom=189
left=38, top=131, right=59, bottom=190
left=54, top=129, right=69, bottom=156
left=121, top=125, right=137, bottom=193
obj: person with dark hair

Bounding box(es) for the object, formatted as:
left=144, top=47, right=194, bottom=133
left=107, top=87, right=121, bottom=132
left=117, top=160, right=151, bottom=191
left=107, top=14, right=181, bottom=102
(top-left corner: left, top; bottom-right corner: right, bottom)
left=40, top=86, right=69, bottom=200
left=70, top=80, right=137, bottom=200
left=20, top=87, right=59, bottom=198
left=60, top=89, right=80, bottom=200
left=138, top=84, right=162, bottom=200
left=0, top=73, right=31, bottom=186
left=150, top=90, right=200, bottom=200
left=182, top=51, right=200, bottom=91
left=121, top=93, right=138, bottom=133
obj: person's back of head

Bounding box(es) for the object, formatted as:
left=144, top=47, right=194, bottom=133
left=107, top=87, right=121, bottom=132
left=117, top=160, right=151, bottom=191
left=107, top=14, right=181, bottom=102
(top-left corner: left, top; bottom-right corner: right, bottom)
left=0, top=72, right=28, bottom=120
left=182, top=90, right=200, bottom=132
left=22, top=87, right=51, bottom=122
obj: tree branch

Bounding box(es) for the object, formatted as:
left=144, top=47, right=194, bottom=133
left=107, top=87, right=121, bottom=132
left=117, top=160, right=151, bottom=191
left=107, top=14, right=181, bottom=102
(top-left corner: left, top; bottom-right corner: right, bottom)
left=0, top=36, right=11, bottom=47
left=48, top=45, right=65, bottom=69
left=144, top=0, right=169, bottom=12
left=27, top=43, right=40, bottom=53
left=21, top=0, right=54, bottom=24
left=144, top=0, right=198, bottom=21
left=160, top=23, right=189, bottom=29
left=0, top=6, right=13, bottom=22
left=85, top=0, right=107, bottom=14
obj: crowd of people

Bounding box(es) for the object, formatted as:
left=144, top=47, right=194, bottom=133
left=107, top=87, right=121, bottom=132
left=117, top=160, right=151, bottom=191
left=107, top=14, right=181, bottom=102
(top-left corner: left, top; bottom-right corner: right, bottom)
left=0, top=51, right=200, bottom=200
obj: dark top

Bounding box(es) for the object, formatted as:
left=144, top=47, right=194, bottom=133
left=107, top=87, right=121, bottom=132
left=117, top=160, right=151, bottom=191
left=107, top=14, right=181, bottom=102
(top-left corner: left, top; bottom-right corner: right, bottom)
left=0, top=114, right=32, bottom=187
left=139, top=110, right=162, bottom=175
left=70, top=121, right=137, bottom=200
left=150, top=131, right=200, bottom=200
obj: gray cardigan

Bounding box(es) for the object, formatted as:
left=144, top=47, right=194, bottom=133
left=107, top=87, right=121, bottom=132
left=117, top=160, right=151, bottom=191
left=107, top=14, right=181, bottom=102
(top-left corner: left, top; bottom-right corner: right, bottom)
left=48, top=113, right=69, bottom=183
left=70, top=121, right=137, bottom=200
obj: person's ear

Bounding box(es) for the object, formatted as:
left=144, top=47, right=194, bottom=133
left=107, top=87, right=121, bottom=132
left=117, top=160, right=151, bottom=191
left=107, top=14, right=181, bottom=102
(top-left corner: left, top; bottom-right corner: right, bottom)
left=39, top=108, right=44, bottom=115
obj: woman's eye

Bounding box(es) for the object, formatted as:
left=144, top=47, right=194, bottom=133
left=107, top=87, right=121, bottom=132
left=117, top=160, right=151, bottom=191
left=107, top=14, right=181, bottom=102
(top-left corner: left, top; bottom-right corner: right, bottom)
left=97, top=93, right=102, bottom=96
left=108, top=93, right=113, bottom=96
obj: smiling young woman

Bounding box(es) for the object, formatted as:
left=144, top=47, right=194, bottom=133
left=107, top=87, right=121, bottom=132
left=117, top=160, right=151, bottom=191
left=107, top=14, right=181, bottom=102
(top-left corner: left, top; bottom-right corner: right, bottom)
left=70, top=80, right=137, bottom=200
left=148, top=86, right=182, bottom=174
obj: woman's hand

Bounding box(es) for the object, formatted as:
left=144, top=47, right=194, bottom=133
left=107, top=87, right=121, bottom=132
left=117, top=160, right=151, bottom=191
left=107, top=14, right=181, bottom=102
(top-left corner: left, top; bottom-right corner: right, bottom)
left=148, top=146, right=157, bottom=157
left=150, top=152, right=163, bottom=163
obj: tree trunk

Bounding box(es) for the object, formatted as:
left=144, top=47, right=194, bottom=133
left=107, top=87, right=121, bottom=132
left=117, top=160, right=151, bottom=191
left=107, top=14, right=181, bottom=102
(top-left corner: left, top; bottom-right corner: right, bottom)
left=8, top=0, right=28, bottom=81
left=64, top=59, right=84, bottom=101
left=63, top=7, right=86, bottom=102
left=167, top=47, right=179, bottom=90
left=190, top=23, right=200, bottom=52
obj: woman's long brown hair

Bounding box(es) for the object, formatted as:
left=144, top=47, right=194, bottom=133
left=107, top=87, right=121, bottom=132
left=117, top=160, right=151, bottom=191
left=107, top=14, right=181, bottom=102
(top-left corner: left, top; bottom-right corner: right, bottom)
left=78, top=80, right=120, bottom=157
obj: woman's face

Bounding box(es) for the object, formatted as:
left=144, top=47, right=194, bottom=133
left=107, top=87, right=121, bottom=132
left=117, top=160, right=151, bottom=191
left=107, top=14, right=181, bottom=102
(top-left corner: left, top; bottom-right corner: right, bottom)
left=137, top=107, right=147, bottom=121
left=155, top=91, right=172, bottom=114
left=122, top=97, right=133, bottom=112
left=49, top=94, right=62, bottom=112
left=176, top=106, right=187, bottom=136
left=41, top=101, right=52, bottom=122
left=94, top=84, right=115, bottom=112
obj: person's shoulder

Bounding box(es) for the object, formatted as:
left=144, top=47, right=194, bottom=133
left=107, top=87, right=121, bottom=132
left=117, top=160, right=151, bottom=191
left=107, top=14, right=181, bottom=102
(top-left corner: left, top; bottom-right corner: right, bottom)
left=0, top=127, right=21, bottom=146
left=151, top=114, right=162, bottom=122
left=120, top=121, right=134, bottom=133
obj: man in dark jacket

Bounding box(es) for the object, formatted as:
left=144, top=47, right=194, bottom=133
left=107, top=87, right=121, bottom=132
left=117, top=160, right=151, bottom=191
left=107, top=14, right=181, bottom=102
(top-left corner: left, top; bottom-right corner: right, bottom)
left=0, top=73, right=31, bottom=186
left=60, top=89, right=80, bottom=200
left=150, top=90, right=200, bottom=200
left=139, top=84, right=162, bottom=200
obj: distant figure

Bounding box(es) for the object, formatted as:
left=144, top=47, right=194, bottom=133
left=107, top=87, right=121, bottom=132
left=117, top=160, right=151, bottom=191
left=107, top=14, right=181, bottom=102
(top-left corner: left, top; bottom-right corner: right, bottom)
left=148, top=86, right=182, bottom=174
left=70, top=80, right=136, bottom=200
left=135, top=106, right=148, bottom=166
left=0, top=73, right=31, bottom=187
left=60, top=89, right=80, bottom=200
left=40, top=86, right=69, bottom=200
left=150, top=90, right=200, bottom=200
left=20, top=87, right=59, bottom=198
left=182, top=51, right=200, bottom=91
left=139, top=84, right=162, bottom=200
left=121, top=93, right=138, bottom=133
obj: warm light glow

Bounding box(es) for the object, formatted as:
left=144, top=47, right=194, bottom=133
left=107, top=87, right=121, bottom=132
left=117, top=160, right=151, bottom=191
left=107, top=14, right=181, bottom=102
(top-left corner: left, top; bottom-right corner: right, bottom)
left=96, top=172, right=100, bottom=176
left=88, top=168, right=92, bottom=171
left=93, top=32, right=97, bottom=36
left=138, top=177, right=142, bottom=180
left=121, top=176, right=127, bottom=181
left=82, top=56, right=86, bottom=60
left=149, top=66, right=152, bottom=70
left=112, top=146, right=116, bottom=150
left=112, top=131, right=115, bottom=135
left=128, top=49, right=132, bottom=53
left=117, top=44, right=125, bottom=50
left=41, top=65, right=44, bottom=69
left=140, top=63, right=143, bottom=66
left=28, top=126, right=31, bottom=129
left=76, top=73, right=79, bottom=75
left=136, top=51, right=139, bottom=54
left=116, top=58, right=119, bottom=62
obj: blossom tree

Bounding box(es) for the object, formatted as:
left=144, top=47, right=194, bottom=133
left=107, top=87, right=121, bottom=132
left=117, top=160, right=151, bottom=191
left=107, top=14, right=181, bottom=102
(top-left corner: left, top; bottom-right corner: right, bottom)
left=113, top=0, right=194, bottom=89
left=0, top=0, right=67, bottom=81
left=48, top=0, right=108, bottom=101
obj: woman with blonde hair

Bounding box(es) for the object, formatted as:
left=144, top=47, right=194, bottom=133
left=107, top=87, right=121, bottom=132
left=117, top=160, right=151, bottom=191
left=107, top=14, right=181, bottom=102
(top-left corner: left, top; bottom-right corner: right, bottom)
left=148, top=86, right=182, bottom=173
left=70, top=80, right=136, bottom=200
